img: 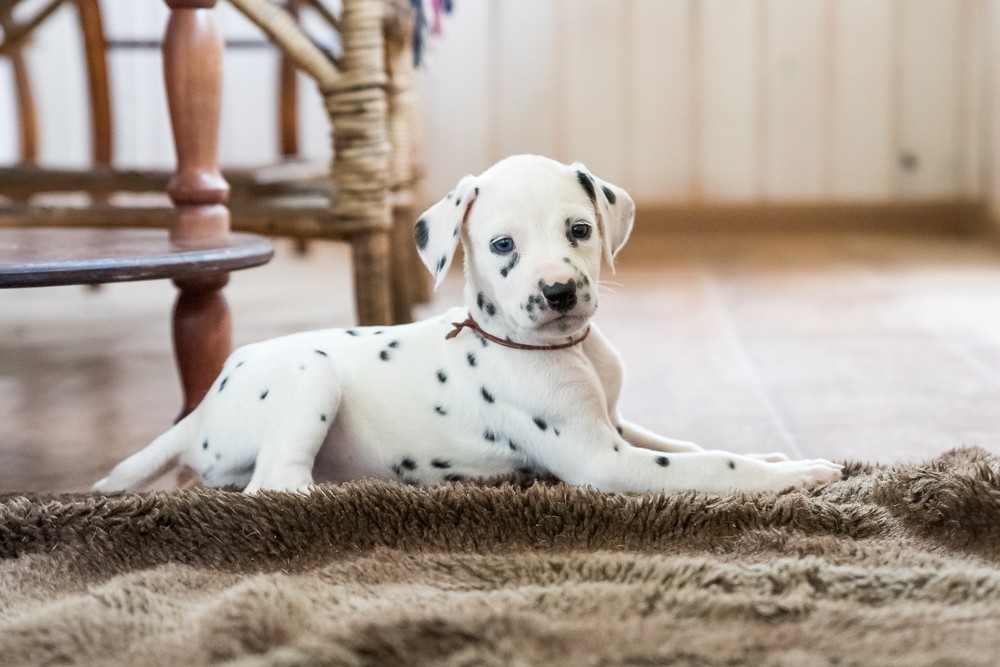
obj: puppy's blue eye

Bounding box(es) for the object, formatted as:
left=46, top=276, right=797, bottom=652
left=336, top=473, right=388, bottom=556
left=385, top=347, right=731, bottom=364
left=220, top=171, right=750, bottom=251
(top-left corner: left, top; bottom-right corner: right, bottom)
left=570, top=223, right=592, bottom=240
left=490, top=236, right=515, bottom=255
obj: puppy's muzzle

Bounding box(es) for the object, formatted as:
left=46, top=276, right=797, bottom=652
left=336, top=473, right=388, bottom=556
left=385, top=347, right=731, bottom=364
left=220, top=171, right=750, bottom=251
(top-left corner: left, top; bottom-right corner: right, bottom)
left=541, top=279, right=578, bottom=313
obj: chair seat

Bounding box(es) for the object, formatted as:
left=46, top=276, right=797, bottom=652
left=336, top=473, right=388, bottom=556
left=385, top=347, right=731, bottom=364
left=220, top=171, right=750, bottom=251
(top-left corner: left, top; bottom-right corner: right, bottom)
left=0, top=227, right=273, bottom=288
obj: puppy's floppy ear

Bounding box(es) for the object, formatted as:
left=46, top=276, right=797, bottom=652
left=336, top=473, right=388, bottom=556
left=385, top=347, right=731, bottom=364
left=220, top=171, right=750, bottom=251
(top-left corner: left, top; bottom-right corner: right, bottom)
left=571, top=163, right=635, bottom=272
left=414, top=175, right=478, bottom=289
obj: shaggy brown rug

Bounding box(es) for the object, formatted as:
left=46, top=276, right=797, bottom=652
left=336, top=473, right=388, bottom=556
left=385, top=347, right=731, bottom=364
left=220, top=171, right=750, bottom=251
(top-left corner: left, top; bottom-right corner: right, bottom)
left=2, top=447, right=999, bottom=666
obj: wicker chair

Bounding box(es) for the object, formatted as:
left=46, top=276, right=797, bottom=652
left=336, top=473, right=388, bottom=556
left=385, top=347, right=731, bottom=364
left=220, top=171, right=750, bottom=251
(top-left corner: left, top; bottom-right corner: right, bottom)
left=0, top=0, right=424, bottom=417
left=0, top=0, right=424, bottom=326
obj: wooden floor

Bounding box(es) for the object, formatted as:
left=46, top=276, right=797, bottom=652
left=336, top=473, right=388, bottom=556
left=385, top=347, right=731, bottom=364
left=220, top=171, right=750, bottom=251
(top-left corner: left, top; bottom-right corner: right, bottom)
left=3, top=229, right=1000, bottom=493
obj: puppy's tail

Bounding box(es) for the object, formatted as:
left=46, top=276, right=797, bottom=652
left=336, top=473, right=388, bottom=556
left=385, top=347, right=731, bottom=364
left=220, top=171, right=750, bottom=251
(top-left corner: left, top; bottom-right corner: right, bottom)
left=92, top=416, right=195, bottom=493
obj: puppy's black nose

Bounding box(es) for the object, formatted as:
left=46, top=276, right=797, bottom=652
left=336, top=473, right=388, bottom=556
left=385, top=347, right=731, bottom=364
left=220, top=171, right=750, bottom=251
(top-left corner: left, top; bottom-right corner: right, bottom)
left=541, top=280, right=578, bottom=313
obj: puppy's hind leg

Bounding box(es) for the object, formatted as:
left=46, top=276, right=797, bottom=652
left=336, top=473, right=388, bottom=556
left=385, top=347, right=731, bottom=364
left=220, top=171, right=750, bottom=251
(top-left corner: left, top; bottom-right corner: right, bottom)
left=243, top=359, right=343, bottom=494
left=93, top=416, right=195, bottom=492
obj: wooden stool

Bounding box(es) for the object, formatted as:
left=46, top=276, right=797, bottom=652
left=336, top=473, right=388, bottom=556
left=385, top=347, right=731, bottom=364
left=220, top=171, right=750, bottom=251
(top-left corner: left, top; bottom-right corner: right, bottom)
left=1, top=0, right=427, bottom=326
left=0, top=227, right=273, bottom=419
left=0, top=1, right=275, bottom=421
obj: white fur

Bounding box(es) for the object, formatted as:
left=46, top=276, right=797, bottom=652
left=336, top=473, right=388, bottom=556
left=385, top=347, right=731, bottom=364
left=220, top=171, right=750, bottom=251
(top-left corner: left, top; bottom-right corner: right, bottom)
left=94, top=155, right=843, bottom=495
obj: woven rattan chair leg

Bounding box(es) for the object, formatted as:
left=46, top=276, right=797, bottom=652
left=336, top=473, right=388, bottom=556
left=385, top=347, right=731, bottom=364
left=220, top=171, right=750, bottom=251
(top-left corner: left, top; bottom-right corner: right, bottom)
left=351, top=228, right=393, bottom=325
left=389, top=202, right=416, bottom=323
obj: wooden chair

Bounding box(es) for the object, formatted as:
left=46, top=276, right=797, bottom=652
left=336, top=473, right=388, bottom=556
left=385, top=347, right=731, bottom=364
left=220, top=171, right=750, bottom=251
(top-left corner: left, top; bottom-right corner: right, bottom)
left=0, top=0, right=426, bottom=327
left=0, top=0, right=426, bottom=420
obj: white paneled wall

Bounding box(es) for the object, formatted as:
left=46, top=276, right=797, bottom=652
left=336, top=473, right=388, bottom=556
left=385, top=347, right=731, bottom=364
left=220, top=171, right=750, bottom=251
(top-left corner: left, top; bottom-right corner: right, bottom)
left=0, top=0, right=994, bottom=208
left=0, top=0, right=332, bottom=169
left=419, top=0, right=988, bottom=203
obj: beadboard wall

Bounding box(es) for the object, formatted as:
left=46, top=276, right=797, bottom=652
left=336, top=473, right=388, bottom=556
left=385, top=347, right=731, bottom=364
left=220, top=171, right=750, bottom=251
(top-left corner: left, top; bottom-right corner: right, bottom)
left=2, top=0, right=999, bottom=226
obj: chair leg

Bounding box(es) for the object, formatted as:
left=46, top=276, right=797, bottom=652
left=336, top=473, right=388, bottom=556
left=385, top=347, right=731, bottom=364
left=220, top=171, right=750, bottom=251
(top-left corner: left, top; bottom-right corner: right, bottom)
left=163, top=0, right=233, bottom=419
left=1, top=9, right=39, bottom=164
left=351, top=229, right=393, bottom=325
left=172, top=274, right=231, bottom=420
left=390, top=201, right=416, bottom=323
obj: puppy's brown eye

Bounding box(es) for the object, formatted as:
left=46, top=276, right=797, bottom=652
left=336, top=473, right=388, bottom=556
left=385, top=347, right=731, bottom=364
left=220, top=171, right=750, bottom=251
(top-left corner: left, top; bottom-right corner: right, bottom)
left=570, top=223, right=592, bottom=240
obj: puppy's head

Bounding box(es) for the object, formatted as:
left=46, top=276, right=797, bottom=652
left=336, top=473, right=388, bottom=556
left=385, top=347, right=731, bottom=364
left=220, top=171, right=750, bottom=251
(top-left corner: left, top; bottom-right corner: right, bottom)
left=415, top=154, right=634, bottom=343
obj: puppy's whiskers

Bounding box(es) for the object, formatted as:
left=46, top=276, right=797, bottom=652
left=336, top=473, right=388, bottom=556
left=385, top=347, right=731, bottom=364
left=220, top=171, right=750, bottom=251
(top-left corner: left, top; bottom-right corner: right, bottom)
left=598, top=280, right=624, bottom=300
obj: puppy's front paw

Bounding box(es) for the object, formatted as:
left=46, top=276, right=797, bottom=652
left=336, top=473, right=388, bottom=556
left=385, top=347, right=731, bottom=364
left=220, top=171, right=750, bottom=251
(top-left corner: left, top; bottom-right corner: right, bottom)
left=774, top=458, right=843, bottom=490
left=746, top=451, right=791, bottom=463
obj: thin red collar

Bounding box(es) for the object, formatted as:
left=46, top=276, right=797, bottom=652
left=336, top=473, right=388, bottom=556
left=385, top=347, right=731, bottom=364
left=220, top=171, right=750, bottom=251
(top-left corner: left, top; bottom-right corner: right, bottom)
left=445, top=315, right=590, bottom=351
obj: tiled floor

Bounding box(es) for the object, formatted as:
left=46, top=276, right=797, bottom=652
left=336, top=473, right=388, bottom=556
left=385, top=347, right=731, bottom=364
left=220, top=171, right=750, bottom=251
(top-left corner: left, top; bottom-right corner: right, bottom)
left=3, top=229, right=1000, bottom=492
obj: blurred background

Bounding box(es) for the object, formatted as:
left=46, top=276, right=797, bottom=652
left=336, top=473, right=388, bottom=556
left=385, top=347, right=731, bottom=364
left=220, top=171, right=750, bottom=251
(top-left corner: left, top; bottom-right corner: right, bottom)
left=3, top=0, right=999, bottom=216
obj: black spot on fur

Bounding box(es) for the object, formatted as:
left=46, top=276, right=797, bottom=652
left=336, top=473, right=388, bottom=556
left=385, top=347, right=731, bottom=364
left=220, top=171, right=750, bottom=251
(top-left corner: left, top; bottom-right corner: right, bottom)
left=202, top=440, right=209, bottom=450
left=656, top=456, right=670, bottom=467
left=553, top=428, right=560, bottom=437
left=500, top=253, right=520, bottom=278
left=476, top=293, right=497, bottom=317
left=436, top=256, right=447, bottom=273
left=218, top=377, right=229, bottom=392
left=235, top=361, right=244, bottom=368
left=483, top=430, right=497, bottom=442
left=431, top=459, right=452, bottom=469
left=533, top=417, right=548, bottom=431
left=728, top=460, right=736, bottom=470
left=435, top=405, right=447, bottom=416
left=577, top=170, right=597, bottom=204
left=345, top=330, right=359, bottom=336
left=616, top=425, right=624, bottom=436
left=508, top=440, right=518, bottom=451
left=474, top=187, right=480, bottom=196
left=388, top=340, right=400, bottom=349
left=260, top=389, right=269, bottom=400
left=401, top=458, right=417, bottom=471
left=614, top=444, right=620, bottom=452
left=315, top=349, right=329, bottom=356
left=565, top=219, right=579, bottom=248
left=444, top=473, right=465, bottom=482
left=437, top=370, right=448, bottom=383
left=601, top=184, right=617, bottom=204
left=414, top=218, right=429, bottom=249
left=373, top=330, right=385, bottom=335
left=380, top=350, right=390, bottom=361
left=467, top=352, right=477, bottom=368
left=455, top=197, right=462, bottom=207
left=320, top=414, right=327, bottom=422
left=481, top=387, right=495, bottom=403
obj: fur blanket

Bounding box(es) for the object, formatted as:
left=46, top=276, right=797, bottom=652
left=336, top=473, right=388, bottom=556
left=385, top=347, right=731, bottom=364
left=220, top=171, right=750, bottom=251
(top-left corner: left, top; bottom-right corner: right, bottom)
left=2, top=447, right=1000, bottom=666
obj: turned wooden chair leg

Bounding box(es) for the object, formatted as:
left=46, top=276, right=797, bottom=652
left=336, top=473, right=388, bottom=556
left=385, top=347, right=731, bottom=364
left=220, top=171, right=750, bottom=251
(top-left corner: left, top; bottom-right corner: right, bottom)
left=163, top=0, right=233, bottom=420
left=172, top=273, right=231, bottom=418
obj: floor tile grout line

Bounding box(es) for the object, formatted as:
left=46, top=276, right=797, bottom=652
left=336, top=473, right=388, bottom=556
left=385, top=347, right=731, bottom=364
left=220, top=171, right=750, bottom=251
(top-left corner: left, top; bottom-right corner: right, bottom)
left=701, top=274, right=805, bottom=459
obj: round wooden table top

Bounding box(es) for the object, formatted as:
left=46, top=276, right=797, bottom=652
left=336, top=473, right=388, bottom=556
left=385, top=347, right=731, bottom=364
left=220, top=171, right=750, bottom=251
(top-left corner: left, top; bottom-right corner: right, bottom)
left=0, top=227, right=274, bottom=288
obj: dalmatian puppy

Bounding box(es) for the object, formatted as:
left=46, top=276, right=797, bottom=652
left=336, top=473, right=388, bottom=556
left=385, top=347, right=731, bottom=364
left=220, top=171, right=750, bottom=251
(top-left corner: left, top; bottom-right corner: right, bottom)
left=94, top=154, right=843, bottom=495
